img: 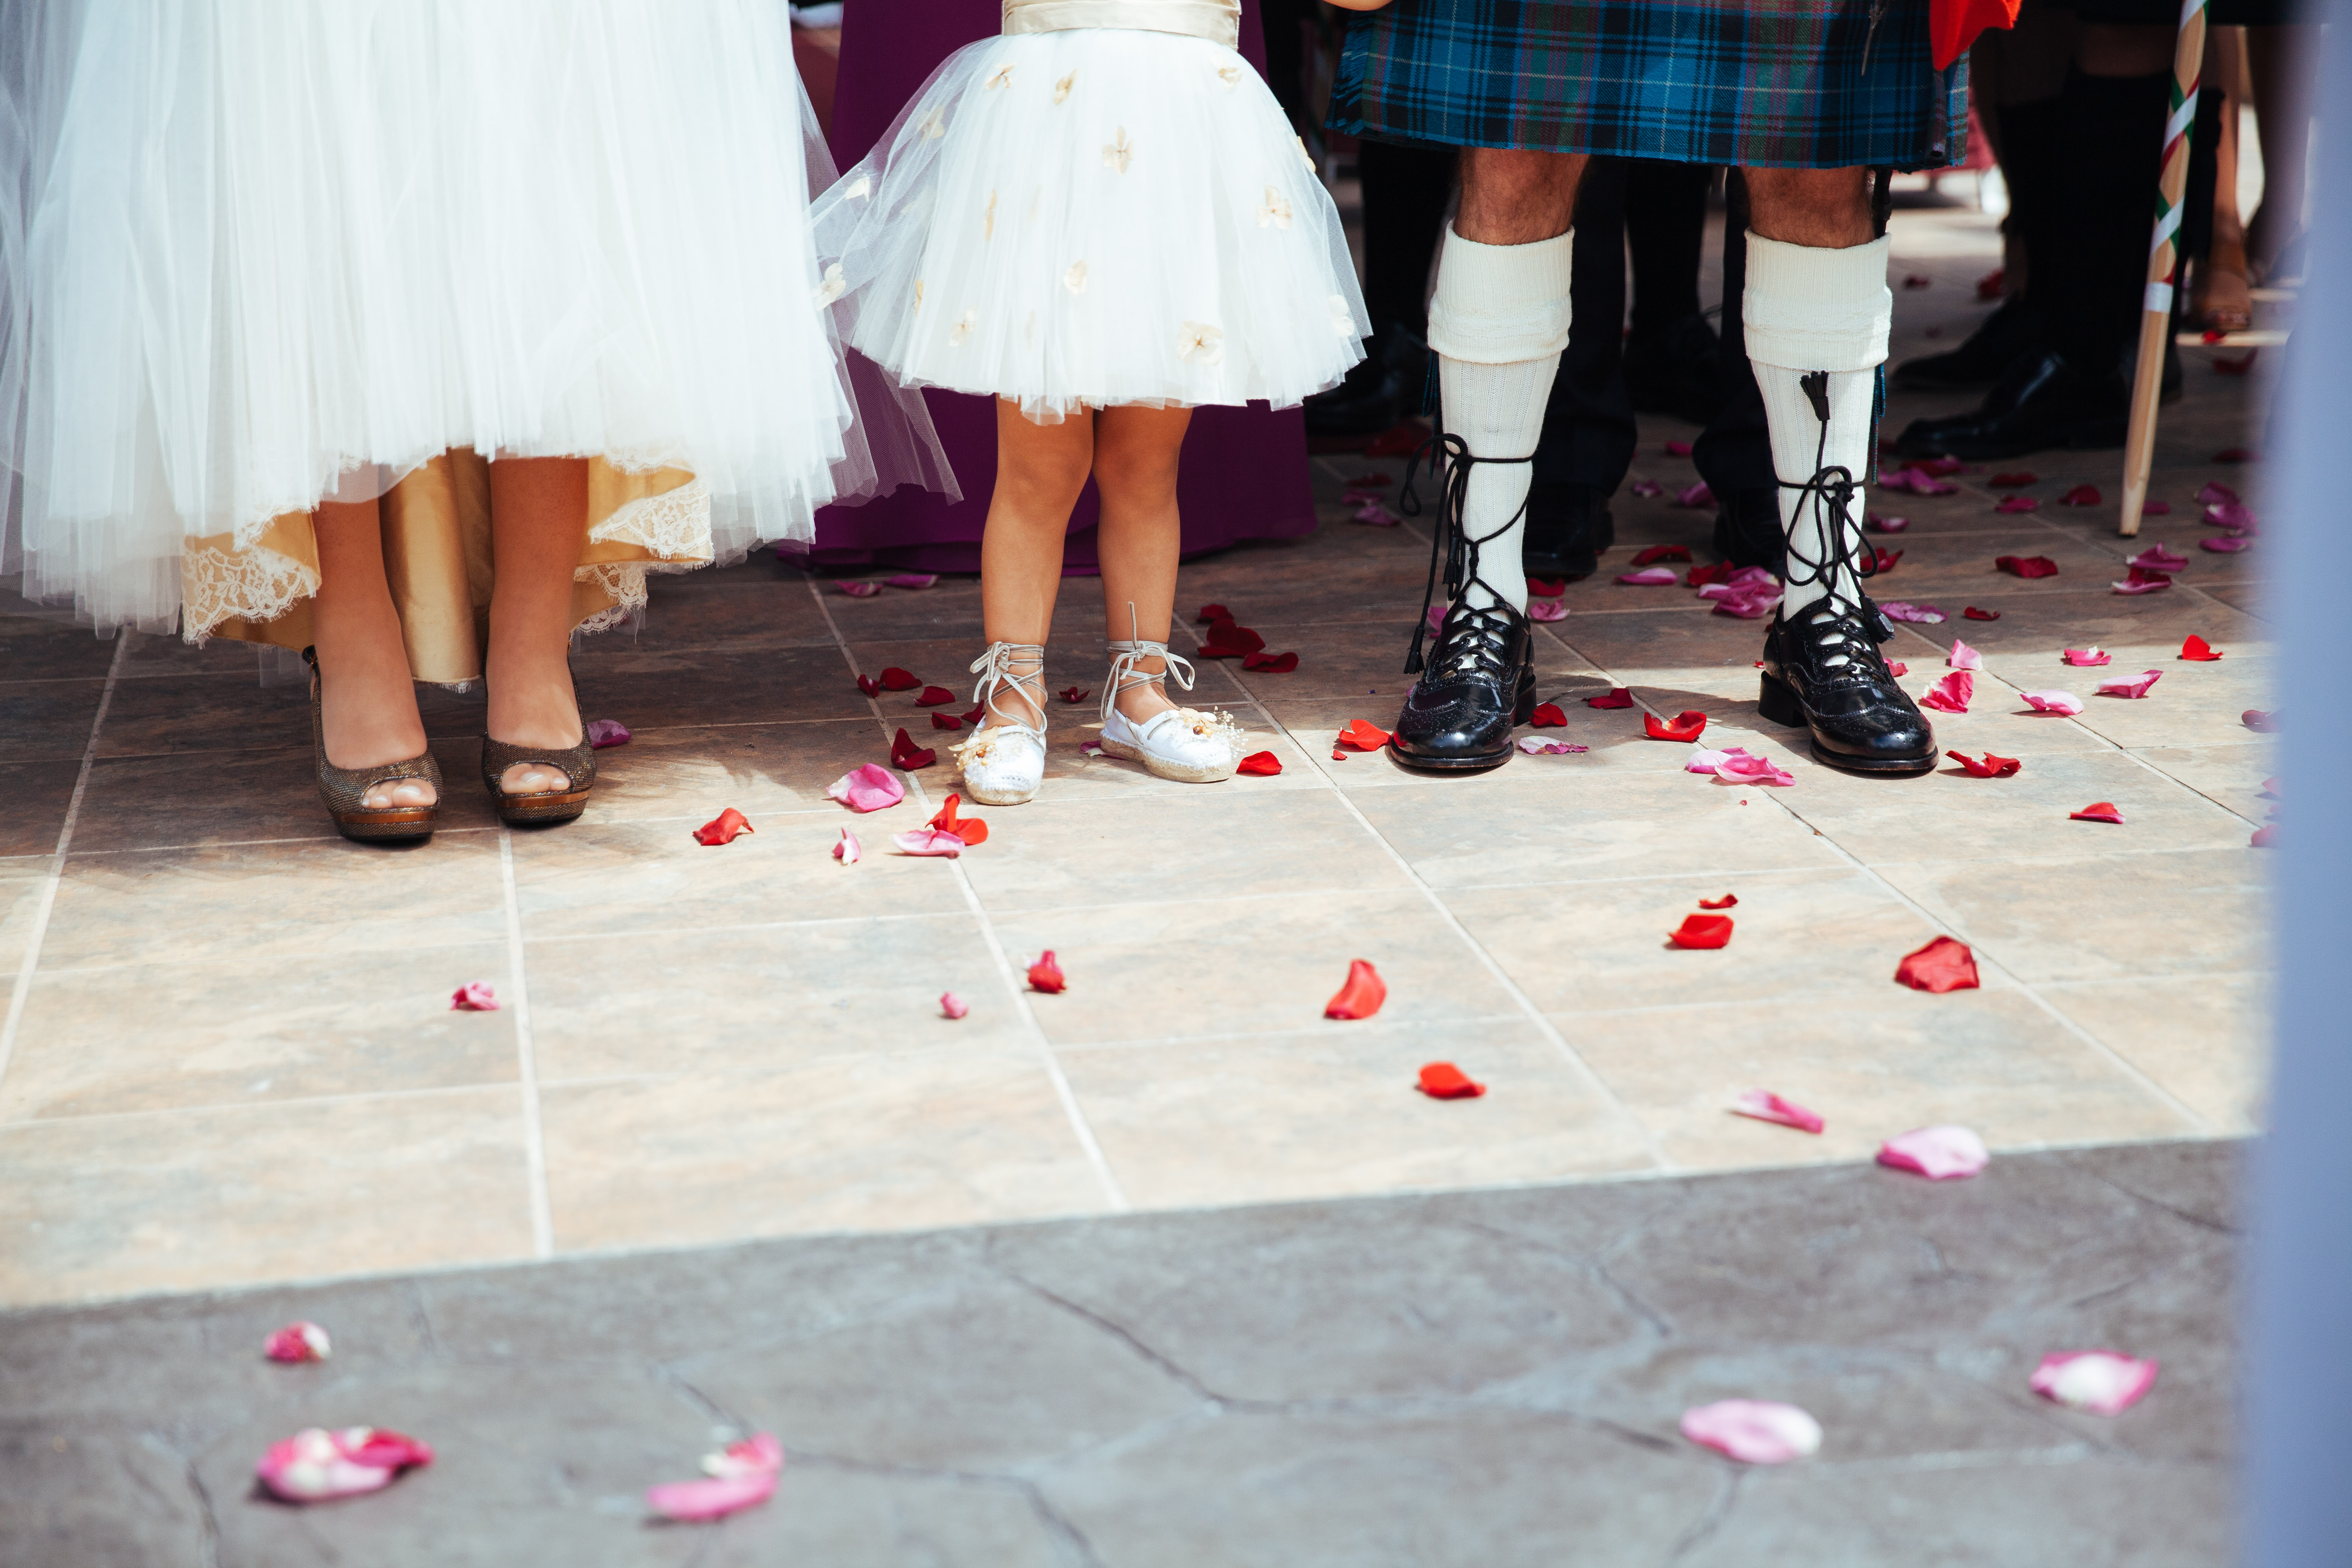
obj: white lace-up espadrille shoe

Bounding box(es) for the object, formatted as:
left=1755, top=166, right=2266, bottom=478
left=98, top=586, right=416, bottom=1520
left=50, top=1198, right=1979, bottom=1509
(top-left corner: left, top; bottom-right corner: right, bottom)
left=1097, top=637, right=1244, bottom=784
left=949, top=641, right=1048, bottom=805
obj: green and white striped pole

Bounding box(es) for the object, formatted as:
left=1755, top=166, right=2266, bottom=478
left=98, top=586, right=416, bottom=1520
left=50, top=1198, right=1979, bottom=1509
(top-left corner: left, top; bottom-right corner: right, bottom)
left=2119, top=0, right=2208, bottom=538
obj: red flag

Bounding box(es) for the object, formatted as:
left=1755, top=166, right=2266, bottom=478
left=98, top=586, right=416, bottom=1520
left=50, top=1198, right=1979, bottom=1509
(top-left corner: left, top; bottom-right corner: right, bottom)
left=1931, top=0, right=2021, bottom=71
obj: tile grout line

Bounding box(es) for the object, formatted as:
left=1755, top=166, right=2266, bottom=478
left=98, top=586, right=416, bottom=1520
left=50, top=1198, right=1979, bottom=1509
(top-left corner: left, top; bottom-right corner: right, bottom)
left=803, top=571, right=1131, bottom=1213
left=1190, top=616, right=1676, bottom=1173
left=498, top=832, right=556, bottom=1259
left=0, top=631, right=129, bottom=1095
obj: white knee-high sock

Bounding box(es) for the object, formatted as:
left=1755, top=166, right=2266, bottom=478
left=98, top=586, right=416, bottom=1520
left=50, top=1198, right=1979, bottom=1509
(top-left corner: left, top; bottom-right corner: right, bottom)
left=1743, top=233, right=1892, bottom=623
left=1426, top=224, right=1573, bottom=613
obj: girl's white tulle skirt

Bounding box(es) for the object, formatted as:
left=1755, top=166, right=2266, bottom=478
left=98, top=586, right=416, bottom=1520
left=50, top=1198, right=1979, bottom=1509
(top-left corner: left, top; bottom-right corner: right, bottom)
left=0, top=0, right=952, bottom=639
left=815, top=28, right=1369, bottom=424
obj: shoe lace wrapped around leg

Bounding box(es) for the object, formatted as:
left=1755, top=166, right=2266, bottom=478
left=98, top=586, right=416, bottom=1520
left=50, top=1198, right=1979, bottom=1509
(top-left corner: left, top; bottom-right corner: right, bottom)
left=1398, top=431, right=1535, bottom=676
left=967, top=641, right=1046, bottom=739
left=1777, top=371, right=1889, bottom=676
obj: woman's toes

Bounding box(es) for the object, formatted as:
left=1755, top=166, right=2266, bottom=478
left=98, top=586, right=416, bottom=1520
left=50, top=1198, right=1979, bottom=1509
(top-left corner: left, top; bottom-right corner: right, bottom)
left=361, top=779, right=438, bottom=810
left=500, top=762, right=569, bottom=796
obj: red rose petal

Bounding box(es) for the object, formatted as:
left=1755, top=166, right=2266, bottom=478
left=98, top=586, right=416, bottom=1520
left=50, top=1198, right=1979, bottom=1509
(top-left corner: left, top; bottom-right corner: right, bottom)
left=2180, top=634, right=2223, bottom=662
left=1872, top=547, right=1903, bottom=573
left=926, top=793, right=988, bottom=847
left=1527, top=577, right=1567, bottom=597
left=1887, top=661, right=1909, bottom=677
left=930, top=712, right=961, bottom=731
left=1365, top=421, right=1425, bottom=456
left=1949, top=750, right=2022, bottom=778
left=694, top=807, right=754, bottom=846
left=962, top=704, right=987, bottom=726
left=1912, top=456, right=1965, bottom=477
left=1237, top=750, right=1282, bottom=776
left=1977, top=268, right=2004, bottom=300
left=916, top=686, right=956, bottom=707
left=1026, top=951, right=1066, bottom=993
left=1241, top=650, right=1300, bottom=672
left=1632, top=544, right=1693, bottom=566
left=1903, top=273, right=1931, bottom=289
left=1664, top=439, right=1693, bottom=456
left=1337, top=719, right=1391, bottom=750
left=2070, top=802, right=2127, bottom=823
left=1197, top=622, right=1268, bottom=658
left=1645, top=709, right=1708, bottom=743
left=1587, top=687, right=1636, bottom=709
left=1989, top=471, right=2038, bottom=488
left=1670, top=913, right=1734, bottom=949
left=1995, top=555, right=2060, bottom=578
left=2215, top=350, right=2258, bottom=376
left=1324, top=959, right=1387, bottom=1020
left=878, top=667, right=922, bottom=691
left=1963, top=606, right=2000, bottom=621
left=2060, top=484, right=2103, bottom=507
left=1699, top=894, right=1739, bottom=910
left=1687, top=562, right=1733, bottom=587
left=1996, top=495, right=2040, bottom=514
left=2213, top=447, right=2255, bottom=463
left=1195, top=604, right=1230, bottom=623
left=891, top=729, right=937, bottom=770
left=1416, top=1061, right=1486, bottom=1099
left=856, top=675, right=881, bottom=698
left=1057, top=686, right=1091, bottom=703
left=1528, top=702, right=1567, bottom=728
left=1895, top=935, right=1980, bottom=993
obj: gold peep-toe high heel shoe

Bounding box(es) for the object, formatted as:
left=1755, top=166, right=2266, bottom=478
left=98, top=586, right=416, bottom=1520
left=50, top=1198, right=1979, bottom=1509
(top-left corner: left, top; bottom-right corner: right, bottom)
left=305, top=647, right=443, bottom=843
left=480, top=732, right=597, bottom=827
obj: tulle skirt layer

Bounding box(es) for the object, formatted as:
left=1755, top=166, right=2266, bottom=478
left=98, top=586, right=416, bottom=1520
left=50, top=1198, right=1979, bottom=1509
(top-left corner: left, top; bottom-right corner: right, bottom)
left=814, top=28, right=1369, bottom=424
left=0, top=0, right=954, bottom=640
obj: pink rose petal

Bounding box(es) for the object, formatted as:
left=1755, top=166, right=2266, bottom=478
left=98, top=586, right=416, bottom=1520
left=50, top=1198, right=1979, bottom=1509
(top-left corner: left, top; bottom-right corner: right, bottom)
left=1868, top=513, right=1911, bottom=533
left=2094, top=669, right=2162, bottom=699
left=2201, top=536, right=2251, bottom=553
left=256, top=1427, right=434, bottom=1504
left=1947, top=639, right=1982, bottom=671
left=585, top=719, right=631, bottom=749
left=1630, top=479, right=1664, bottom=498
left=2203, top=500, right=2259, bottom=532
left=1876, top=1124, right=1989, bottom=1180
left=264, top=1321, right=332, bottom=1363
left=2142, top=499, right=2171, bottom=514
left=1426, top=604, right=1446, bottom=634
left=1529, top=600, right=1568, bottom=622
left=1680, top=1400, right=1823, bottom=1464
left=1731, top=1091, right=1825, bottom=1135
left=2196, top=480, right=2240, bottom=506
left=940, top=991, right=970, bottom=1019
left=2128, top=544, right=2187, bottom=572
left=1919, top=671, right=1973, bottom=714
left=2112, top=574, right=2172, bottom=596
left=1516, top=737, right=1589, bottom=754
left=1877, top=601, right=1947, bottom=624
left=2030, top=1351, right=2159, bottom=1416
left=451, top=982, right=498, bottom=1012
left=2021, top=689, right=2084, bottom=715
left=833, top=829, right=861, bottom=866
left=1716, top=752, right=1795, bottom=787
left=647, top=1433, right=785, bottom=1523
left=1995, top=494, right=2040, bottom=513
left=1353, top=498, right=1400, bottom=527
left=1880, top=468, right=1958, bottom=496
left=836, top=580, right=882, bottom=598
left=1676, top=481, right=1715, bottom=508
left=1617, top=565, right=1680, bottom=585
left=885, top=573, right=939, bottom=589
left=826, top=763, right=906, bottom=813
left=892, top=828, right=966, bottom=857
left=2061, top=647, right=2111, bottom=667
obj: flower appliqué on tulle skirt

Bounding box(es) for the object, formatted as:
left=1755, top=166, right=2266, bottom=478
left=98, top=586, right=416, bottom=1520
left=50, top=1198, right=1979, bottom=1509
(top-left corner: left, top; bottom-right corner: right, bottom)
left=1055, top=71, right=1076, bottom=104
left=1257, top=187, right=1292, bottom=230
left=1177, top=323, right=1224, bottom=365
left=985, top=65, right=1015, bottom=90
left=1103, top=127, right=1134, bottom=174
left=1064, top=261, right=1088, bottom=294
left=949, top=309, right=979, bottom=348
left=984, top=190, right=998, bottom=241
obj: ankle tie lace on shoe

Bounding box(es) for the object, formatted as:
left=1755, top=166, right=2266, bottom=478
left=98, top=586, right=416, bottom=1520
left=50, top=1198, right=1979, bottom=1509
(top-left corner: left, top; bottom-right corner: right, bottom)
left=1776, top=371, right=1889, bottom=673
left=1102, top=637, right=1197, bottom=728
left=952, top=640, right=1046, bottom=768
left=1400, top=431, right=1535, bottom=677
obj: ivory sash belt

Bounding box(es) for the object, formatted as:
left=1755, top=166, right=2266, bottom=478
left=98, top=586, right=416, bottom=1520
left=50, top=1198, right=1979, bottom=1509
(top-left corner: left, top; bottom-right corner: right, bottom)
left=1001, top=0, right=1240, bottom=48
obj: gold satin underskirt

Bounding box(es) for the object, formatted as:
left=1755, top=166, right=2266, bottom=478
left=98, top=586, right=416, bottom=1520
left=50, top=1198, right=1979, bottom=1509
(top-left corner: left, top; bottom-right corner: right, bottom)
left=1000, top=0, right=1240, bottom=48
left=187, top=450, right=713, bottom=686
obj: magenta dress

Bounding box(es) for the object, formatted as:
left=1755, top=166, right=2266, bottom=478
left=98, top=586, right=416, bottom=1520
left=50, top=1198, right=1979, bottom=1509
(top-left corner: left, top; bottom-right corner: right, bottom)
left=805, top=0, right=1319, bottom=575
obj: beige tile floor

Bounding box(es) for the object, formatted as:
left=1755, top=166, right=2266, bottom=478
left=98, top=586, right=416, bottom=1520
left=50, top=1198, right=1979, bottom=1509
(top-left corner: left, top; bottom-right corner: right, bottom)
left=0, top=206, right=2275, bottom=1308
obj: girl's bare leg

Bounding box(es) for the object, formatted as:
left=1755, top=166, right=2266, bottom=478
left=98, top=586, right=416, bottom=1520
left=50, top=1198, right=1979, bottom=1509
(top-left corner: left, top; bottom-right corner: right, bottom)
left=980, top=400, right=1095, bottom=728
left=485, top=456, right=591, bottom=794
left=1090, top=404, right=1194, bottom=722
left=312, top=495, right=436, bottom=810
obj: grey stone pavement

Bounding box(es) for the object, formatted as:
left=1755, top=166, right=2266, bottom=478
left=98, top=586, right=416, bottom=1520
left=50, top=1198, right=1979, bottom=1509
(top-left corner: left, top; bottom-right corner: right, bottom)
left=0, top=1138, right=2237, bottom=1567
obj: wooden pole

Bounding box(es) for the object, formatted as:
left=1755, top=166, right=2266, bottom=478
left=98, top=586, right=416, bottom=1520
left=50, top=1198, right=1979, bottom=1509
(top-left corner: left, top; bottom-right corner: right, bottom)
left=2119, top=0, right=2208, bottom=537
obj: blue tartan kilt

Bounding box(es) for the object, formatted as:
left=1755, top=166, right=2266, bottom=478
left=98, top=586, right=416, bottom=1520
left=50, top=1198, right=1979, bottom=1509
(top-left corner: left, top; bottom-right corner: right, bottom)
left=1328, top=0, right=1968, bottom=172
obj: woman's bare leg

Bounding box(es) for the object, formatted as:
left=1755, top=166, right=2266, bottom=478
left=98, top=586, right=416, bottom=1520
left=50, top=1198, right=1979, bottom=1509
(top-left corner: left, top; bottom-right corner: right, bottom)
left=1090, top=404, right=1194, bottom=723
left=311, top=495, right=436, bottom=810
left=979, top=400, right=1095, bottom=729
left=485, top=456, right=591, bottom=794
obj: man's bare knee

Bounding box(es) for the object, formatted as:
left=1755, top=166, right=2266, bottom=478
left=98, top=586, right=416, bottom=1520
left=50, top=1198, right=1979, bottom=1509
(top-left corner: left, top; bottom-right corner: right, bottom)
left=1743, top=167, right=1875, bottom=249
left=1456, top=147, right=1585, bottom=245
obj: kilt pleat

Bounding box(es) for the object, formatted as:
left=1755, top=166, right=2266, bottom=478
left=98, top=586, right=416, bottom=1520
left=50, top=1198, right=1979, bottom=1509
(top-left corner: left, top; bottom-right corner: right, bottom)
left=1329, top=0, right=1967, bottom=171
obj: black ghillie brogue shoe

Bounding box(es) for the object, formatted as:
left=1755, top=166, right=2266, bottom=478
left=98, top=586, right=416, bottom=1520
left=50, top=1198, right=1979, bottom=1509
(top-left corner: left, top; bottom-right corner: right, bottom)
left=1759, top=374, right=1938, bottom=776
left=1388, top=433, right=1538, bottom=774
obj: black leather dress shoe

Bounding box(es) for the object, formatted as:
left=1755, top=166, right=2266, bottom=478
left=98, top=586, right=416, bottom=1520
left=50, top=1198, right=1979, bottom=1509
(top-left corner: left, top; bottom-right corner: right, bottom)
left=1759, top=604, right=1937, bottom=774
left=1523, top=482, right=1614, bottom=580
left=1891, top=296, right=2043, bottom=391
left=1711, top=485, right=1787, bottom=577
left=1894, top=350, right=2130, bottom=460
left=1388, top=598, right=1536, bottom=772
left=1305, top=326, right=1429, bottom=440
